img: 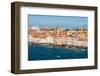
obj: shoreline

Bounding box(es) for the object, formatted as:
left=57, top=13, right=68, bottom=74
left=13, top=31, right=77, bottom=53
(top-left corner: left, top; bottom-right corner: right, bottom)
left=29, top=42, right=87, bottom=49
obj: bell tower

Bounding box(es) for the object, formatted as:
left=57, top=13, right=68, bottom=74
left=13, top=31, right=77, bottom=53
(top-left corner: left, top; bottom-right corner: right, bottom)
left=80, top=25, right=84, bottom=32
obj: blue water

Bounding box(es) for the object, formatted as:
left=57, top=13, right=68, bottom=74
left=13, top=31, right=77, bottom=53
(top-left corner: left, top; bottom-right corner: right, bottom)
left=28, top=44, right=88, bottom=61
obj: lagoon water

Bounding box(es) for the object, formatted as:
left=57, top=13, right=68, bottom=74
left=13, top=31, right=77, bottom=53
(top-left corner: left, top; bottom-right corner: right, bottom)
left=28, top=44, right=88, bottom=61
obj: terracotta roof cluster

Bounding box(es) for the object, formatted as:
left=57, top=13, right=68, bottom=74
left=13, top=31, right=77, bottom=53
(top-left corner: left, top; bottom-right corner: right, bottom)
left=28, top=27, right=87, bottom=41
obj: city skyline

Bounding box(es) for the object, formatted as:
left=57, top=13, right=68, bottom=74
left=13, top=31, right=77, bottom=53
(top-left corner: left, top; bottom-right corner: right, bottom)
left=28, top=15, right=88, bottom=29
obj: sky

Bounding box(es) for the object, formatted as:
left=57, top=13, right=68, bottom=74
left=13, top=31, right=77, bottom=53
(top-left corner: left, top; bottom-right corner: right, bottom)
left=28, top=15, right=88, bottom=29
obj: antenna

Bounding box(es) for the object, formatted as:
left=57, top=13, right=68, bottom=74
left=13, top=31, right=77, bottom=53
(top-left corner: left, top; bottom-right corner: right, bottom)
left=56, top=16, right=60, bottom=28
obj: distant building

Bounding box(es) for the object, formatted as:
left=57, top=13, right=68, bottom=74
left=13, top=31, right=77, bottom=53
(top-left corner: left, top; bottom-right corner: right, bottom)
left=77, top=26, right=88, bottom=41
left=31, top=26, right=40, bottom=30
left=53, top=27, right=67, bottom=45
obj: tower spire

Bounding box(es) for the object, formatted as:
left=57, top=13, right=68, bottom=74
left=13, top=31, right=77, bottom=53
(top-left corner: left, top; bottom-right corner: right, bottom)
left=80, top=25, right=84, bottom=32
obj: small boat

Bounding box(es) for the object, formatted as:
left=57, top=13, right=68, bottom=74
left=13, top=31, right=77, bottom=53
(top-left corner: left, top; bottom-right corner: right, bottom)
left=81, top=49, right=86, bottom=51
